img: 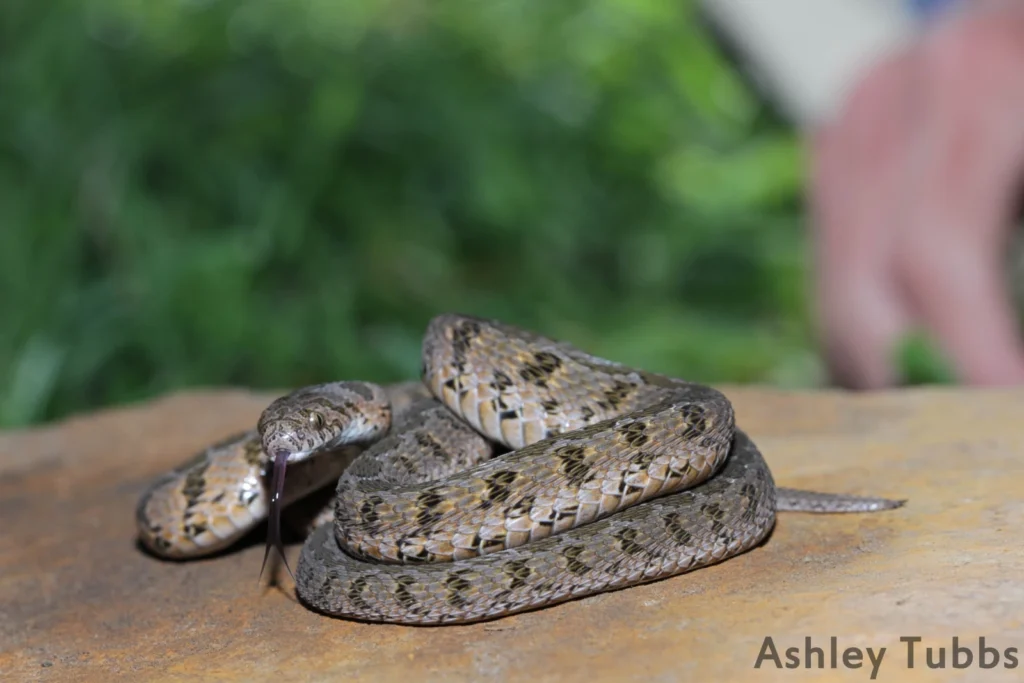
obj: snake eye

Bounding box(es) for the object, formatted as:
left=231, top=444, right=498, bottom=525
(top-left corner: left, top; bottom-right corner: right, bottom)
left=309, top=411, right=325, bottom=430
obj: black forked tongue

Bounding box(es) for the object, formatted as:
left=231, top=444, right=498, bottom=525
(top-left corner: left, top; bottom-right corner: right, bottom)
left=259, top=449, right=294, bottom=583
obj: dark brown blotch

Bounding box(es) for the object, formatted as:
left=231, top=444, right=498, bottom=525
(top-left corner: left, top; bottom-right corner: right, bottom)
left=394, top=575, right=420, bottom=611
left=414, top=511, right=445, bottom=530
left=629, top=450, right=658, bottom=468
left=562, top=545, right=592, bottom=575
left=554, top=444, right=593, bottom=487
left=596, top=380, right=635, bottom=411
left=664, top=512, right=694, bottom=546
left=483, top=470, right=519, bottom=506
left=680, top=403, right=711, bottom=438
left=509, top=494, right=535, bottom=516
left=532, top=351, right=562, bottom=373
left=397, top=454, right=418, bottom=475
left=416, top=491, right=444, bottom=509
left=613, top=527, right=647, bottom=556
left=183, top=521, right=208, bottom=538
left=359, top=494, right=386, bottom=524
left=540, top=398, right=560, bottom=414
left=617, top=420, right=650, bottom=448
left=701, top=502, right=724, bottom=521
left=413, top=491, right=446, bottom=528
left=414, top=432, right=447, bottom=461
left=740, top=483, right=762, bottom=523
left=451, top=320, right=482, bottom=361
left=503, top=558, right=534, bottom=589
left=491, top=370, right=514, bottom=391
left=517, top=351, right=563, bottom=388
left=182, top=461, right=211, bottom=509
left=444, top=571, right=474, bottom=608
left=347, top=576, right=372, bottom=611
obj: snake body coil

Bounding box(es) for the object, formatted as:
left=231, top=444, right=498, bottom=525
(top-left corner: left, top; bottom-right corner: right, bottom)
left=136, top=314, right=904, bottom=624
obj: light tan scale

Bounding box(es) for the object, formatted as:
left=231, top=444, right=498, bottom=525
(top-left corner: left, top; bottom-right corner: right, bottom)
left=136, top=314, right=905, bottom=624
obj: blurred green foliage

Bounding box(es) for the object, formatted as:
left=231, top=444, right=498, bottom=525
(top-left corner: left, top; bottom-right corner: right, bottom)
left=1, top=0, right=824, bottom=429
left=895, top=333, right=955, bottom=387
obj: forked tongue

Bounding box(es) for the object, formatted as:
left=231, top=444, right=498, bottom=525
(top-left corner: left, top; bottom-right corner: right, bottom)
left=259, top=449, right=294, bottom=583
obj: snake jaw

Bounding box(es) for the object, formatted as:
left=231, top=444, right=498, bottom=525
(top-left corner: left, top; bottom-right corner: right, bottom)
left=261, top=426, right=312, bottom=464
left=259, top=448, right=295, bottom=583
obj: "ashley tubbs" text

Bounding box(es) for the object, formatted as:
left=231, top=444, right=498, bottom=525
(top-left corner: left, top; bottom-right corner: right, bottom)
left=754, top=636, right=1018, bottom=679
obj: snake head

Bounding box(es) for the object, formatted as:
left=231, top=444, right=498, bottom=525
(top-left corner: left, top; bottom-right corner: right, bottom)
left=255, top=381, right=392, bottom=582
left=257, top=381, right=392, bottom=463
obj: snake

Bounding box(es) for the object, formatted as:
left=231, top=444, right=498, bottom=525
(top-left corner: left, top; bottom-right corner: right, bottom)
left=136, top=313, right=905, bottom=625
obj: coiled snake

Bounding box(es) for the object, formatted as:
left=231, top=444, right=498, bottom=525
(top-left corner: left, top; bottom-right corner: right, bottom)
left=136, top=314, right=904, bottom=624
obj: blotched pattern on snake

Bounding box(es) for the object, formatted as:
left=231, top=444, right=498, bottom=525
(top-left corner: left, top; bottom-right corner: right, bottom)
left=136, top=314, right=904, bottom=624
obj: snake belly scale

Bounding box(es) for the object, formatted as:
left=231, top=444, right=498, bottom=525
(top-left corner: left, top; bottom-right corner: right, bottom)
left=136, top=313, right=904, bottom=624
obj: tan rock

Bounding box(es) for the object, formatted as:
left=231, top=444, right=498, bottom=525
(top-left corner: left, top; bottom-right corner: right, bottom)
left=2, top=387, right=1021, bottom=682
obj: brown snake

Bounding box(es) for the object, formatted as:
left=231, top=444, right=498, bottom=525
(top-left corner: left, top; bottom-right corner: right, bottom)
left=136, top=313, right=904, bottom=624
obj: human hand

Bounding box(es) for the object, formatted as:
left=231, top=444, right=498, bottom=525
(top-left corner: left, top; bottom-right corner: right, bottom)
left=810, top=6, right=1024, bottom=388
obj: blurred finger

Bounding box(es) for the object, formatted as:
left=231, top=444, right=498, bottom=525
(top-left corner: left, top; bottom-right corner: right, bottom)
left=896, top=15, right=1024, bottom=384
left=809, top=50, right=919, bottom=388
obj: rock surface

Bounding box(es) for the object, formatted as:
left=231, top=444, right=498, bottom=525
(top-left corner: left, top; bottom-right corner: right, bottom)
left=2, top=386, right=1023, bottom=682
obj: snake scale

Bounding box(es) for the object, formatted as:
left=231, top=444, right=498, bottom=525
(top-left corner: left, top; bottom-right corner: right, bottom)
left=136, top=313, right=904, bottom=625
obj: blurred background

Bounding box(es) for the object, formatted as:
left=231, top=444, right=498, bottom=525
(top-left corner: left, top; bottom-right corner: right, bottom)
left=0, top=0, right=960, bottom=429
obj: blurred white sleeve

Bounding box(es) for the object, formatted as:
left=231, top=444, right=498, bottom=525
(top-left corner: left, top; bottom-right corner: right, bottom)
left=698, top=0, right=964, bottom=127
